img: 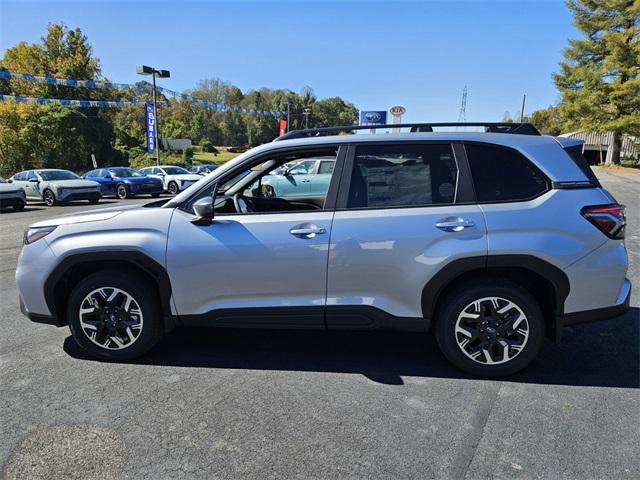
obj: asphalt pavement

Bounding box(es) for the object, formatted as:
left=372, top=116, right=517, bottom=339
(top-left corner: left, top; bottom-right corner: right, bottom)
left=1, top=170, right=638, bottom=479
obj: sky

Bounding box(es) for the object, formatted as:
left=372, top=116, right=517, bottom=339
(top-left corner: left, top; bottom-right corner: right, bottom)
left=0, top=0, right=577, bottom=122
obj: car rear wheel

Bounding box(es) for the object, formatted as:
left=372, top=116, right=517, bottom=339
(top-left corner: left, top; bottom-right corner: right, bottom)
left=150, top=193, right=161, bottom=198
left=67, top=269, right=164, bottom=361
left=434, top=278, right=544, bottom=377
left=116, top=184, right=129, bottom=199
left=167, top=181, right=179, bottom=195
left=43, top=189, right=56, bottom=207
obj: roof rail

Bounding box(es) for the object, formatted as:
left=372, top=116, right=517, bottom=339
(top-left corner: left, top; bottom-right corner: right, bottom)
left=275, top=122, right=541, bottom=141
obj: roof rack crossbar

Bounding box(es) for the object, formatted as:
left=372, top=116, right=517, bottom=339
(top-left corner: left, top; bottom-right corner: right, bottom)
left=275, top=122, right=541, bottom=141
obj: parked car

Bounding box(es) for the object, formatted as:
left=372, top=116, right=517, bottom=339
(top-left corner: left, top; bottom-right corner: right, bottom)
left=83, top=167, right=164, bottom=199
left=0, top=176, right=27, bottom=211
left=189, top=164, right=219, bottom=175
left=261, top=157, right=335, bottom=198
left=16, top=122, right=630, bottom=377
left=137, top=165, right=202, bottom=195
left=10, top=169, right=101, bottom=206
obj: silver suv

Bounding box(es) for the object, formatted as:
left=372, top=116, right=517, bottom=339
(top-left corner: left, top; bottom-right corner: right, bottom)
left=16, top=123, right=630, bottom=377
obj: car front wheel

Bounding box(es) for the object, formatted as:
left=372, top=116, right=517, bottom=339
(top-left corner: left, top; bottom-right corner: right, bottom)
left=116, top=184, right=129, bottom=199
left=167, top=181, right=179, bottom=195
left=67, top=269, right=163, bottom=361
left=43, top=189, right=56, bottom=207
left=434, top=278, right=544, bottom=377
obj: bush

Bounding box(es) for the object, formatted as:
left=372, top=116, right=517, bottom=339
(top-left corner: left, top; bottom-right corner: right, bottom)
left=182, top=147, right=194, bottom=164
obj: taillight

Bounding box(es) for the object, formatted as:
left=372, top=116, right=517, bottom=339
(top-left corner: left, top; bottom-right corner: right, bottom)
left=581, top=204, right=626, bottom=239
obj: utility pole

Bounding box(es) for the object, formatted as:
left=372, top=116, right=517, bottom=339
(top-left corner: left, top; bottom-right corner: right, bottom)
left=520, top=94, right=526, bottom=123
left=303, top=108, right=310, bottom=129
left=286, top=100, right=291, bottom=132
left=137, top=65, right=170, bottom=165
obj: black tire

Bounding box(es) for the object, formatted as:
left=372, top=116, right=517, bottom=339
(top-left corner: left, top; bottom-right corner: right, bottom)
left=67, top=269, right=164, bottom=361
left=167, top=181, right=179, bottom=195
left=88, top=198, right=100, bottom=204
left=150, top=193, right=161, bottom=198
left=434, top=277, right=544, bottom=377
left=13, top=202, right=25, bottom=211
left=115, top=184, right=129, bottom=199
left=43, top=189, right=56, bottom=207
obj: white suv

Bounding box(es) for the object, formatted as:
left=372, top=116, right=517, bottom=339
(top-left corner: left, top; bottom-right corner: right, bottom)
left=137, top=165, right=202, bottom=195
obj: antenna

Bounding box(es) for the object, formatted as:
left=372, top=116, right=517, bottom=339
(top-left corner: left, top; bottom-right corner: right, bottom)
left=458, top=86, right=467, bottom=122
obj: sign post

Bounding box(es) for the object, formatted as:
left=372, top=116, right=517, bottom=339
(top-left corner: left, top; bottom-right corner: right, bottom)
left=389, top=105, right=406, bottom=133
left=359, top=111, right=387, bottom=133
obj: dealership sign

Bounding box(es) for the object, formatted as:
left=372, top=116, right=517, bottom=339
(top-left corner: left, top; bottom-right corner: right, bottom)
left=389, top=105, right=406, bottom=116
left=146, top=102, right=156, bottom=153
left=360, top=110, right=387, bottom=125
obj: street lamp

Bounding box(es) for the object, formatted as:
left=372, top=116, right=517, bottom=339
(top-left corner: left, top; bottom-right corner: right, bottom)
left=136, top=65, right=170, bottom=165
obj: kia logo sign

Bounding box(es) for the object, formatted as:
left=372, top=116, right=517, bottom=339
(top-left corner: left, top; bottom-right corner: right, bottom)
left=389, top=105, right=406, bottom=116
left=365, top=112, right=381, bottom=122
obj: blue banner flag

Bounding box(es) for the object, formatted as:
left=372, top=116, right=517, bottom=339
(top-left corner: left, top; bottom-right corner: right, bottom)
left=146, top=102, right=156, bottom=153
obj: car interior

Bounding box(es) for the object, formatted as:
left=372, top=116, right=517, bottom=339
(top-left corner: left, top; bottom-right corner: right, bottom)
left=187, top=148, right=338, bottom=215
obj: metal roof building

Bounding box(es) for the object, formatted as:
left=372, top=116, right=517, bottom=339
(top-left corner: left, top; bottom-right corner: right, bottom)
left=559, top=131, right=639, bottom=165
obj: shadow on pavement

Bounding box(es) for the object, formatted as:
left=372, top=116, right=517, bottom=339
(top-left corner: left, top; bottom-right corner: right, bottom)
left=64, top=307, right=639, bottom=388
left=0, top=206, right=44, bottom=213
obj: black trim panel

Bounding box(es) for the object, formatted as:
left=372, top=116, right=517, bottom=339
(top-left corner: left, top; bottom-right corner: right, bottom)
left=20, top=296, right=63, bottom=327
left=43, top=251, right=174, bottom=330
left=179, top=305, right=428, bottom=332
left=561, top=288, right=630, bottom=328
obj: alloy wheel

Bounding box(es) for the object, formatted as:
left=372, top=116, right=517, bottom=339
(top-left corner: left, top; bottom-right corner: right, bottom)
left=116, top=185, right=128, bottom=199
left=454, top=296, right=529, bottom=365
left=43, top=190, right=55, bottom=206
left=168, top=182, right=178, bottom=195
left=78, top=287, right=144, bottom=350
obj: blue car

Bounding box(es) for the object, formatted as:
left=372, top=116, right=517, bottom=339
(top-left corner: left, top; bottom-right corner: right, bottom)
left=83, top=167, right=164, bottom=199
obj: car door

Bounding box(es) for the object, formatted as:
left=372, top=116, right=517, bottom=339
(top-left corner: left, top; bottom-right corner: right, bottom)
left=10, top=172, right=28, bottom=196
left=166, top=145, right=345, bottom=328
left=278, top=160, right=314, bottom=197
left=326, top=142, right=487, bottom=328
left=309, top=160, right=335, bottom=196
left=95, top=169, right=114, bottom=195
left=23, top=171, right=42, bottom=199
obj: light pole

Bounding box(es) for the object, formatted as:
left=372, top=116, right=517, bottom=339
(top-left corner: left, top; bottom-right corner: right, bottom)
left=303, top=108, right=310, bottom=129
left=137, top=65, right=170, bottom=165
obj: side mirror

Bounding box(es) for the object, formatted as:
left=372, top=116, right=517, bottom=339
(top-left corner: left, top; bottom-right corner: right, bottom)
left=7, top=179, right=13, bottom=183
left=28, top=178, right=39, bottom=183
left=191, top=196, right=215, bottom=226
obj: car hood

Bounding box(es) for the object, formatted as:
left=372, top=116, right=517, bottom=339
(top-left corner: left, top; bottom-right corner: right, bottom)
left=29, top=203, right=147, bottom=228
left=46, top=179, right=100, bottom=188
left=172, top=174, right=202, bottom=181
left=0, top=183, right=24, bottom=193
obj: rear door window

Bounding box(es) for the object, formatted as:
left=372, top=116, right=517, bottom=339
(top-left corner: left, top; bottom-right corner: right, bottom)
left=346, top=144, right=458, bottom=208
left=465, top=144, right=549, bottom=202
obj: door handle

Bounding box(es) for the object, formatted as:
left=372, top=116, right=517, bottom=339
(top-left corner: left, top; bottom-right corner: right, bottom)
left=290, top=226, right=326, bottom=238
left=435, top=218, right=475, bottom=232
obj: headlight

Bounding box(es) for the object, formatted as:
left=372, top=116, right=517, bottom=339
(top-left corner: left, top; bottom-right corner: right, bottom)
left=58, top=188, right=66, bottom=195
left=24, top=226, right=57, bottom=245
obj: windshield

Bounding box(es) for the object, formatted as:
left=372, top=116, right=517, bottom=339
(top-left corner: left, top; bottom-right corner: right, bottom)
left=109, top=167, right=140, bottom=177
left=37, top=170, right=80, bottom=181
left=163, top=167, right=190, bottom=175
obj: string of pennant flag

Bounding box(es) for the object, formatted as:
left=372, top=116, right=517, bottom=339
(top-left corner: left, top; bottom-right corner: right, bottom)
left=0, top=70, right=284, bottom=116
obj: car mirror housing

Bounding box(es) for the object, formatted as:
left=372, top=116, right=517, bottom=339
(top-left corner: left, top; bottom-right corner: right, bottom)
left=191, top=196, right=215, bottom=226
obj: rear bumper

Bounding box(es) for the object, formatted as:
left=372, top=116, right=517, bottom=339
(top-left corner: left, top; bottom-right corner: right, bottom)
left=561, top=278, right=631, bottom=329
left=0, top=197, right=26, bottom=208
left=129, top=183, right=164, bottom=194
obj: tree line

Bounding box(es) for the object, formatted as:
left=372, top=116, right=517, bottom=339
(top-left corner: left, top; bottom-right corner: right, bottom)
left=0, top=23, right=358, bottom=176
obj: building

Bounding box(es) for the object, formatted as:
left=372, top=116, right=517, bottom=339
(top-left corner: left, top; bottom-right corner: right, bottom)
left=558, top=131, right=639, bottom=165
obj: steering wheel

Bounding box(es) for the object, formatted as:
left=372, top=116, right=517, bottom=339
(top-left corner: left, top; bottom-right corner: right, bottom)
left=233, top=193, right=254, bottom=213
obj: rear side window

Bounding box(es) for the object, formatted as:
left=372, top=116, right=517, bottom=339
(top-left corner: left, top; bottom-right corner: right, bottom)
left=564, top=145, right=601, bottom=187
left=465, top=144, right=548, bottom=202
left=318, top=161, right=335, bottom=174
left=346, top=144, right=458, bottom=208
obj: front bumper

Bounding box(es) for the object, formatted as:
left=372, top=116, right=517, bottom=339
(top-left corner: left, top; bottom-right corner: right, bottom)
left=0, top=195, right=26, bottom=208
left=58, top=190, right=101, bottom=202
left=19, top=295, right=62, bottom=326
left=561, top=278, right=631, bottom=328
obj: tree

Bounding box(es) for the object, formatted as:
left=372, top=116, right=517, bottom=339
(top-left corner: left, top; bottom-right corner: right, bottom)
left=529, top=106, right=564, bottom=136
left=553, top=0, right=640, bottom=164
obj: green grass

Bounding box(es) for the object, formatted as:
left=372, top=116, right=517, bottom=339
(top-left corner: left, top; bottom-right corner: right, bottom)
left=192, top=150, right=240, bottom=164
